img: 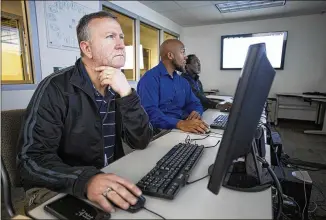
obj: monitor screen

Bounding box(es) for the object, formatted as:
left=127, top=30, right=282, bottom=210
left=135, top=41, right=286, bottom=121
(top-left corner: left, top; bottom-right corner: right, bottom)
left=221, top=31, right=287, bottom=70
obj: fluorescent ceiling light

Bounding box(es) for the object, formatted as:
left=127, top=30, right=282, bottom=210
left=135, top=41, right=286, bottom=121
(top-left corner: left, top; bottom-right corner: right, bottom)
left=215, top=0, right=286, bottom=13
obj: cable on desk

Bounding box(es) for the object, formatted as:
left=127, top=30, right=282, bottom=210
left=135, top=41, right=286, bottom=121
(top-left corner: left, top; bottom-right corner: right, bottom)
left=185, top=135, right=221, bottom=147
left=186, top=174, right=209, bottom=185
left=190, top=135, right=210, bottom=141
left=204, top=140, right=220, bottom=149
left=143, top=207, right=166, bottom=219
left=208, top=131, right=223, bottom=136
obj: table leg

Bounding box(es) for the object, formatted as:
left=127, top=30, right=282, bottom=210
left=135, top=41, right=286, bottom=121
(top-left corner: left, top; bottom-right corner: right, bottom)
left=304, top=103, right=326, bottom=135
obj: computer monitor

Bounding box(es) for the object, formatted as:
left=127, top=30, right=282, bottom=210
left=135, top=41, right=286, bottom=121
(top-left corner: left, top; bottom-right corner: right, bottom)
left=207, top=43, right=276, bottom=195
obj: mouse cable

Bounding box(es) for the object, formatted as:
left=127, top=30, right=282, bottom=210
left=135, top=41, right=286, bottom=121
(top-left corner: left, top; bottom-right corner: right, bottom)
left=185, top=135, right=220, bottom=149
left=186, top=174, right=209, bottom=185
left=204, top=140, right=220, bottom=149
left=208, top=131, right=224, bottom=136
left=190, top=134, right=210, bottom=141
left=143, top=206, right=166, bottom=219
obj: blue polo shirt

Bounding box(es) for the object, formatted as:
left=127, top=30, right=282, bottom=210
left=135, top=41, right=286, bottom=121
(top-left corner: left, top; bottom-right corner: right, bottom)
left=137, top=61, right=203, bottom=129
left=79, top=60, right=115, bottom=167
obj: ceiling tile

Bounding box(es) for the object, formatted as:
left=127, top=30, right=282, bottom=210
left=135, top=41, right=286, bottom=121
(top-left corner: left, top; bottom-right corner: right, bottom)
left=142, top=1, right=182, bottom=12
left=161, top=9, right=198, bottom=26
left=284, top=1, right=325, bottom=13
left=185, top=5, right=223, bottom=22
left=175, top=1, right=213, bottom=9
left=250, top=5, right=285, bottom=18
left=139, top=1, right=156, bottom=5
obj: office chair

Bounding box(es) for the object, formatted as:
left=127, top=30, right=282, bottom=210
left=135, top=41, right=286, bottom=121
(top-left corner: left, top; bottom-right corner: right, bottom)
left=1, top=157, right=15, bottom=217
left=1, top=109, right=26, bottom=217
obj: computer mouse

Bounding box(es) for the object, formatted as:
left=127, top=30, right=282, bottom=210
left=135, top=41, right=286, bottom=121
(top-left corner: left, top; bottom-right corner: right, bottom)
left=126, top=195, right=146, bottom=213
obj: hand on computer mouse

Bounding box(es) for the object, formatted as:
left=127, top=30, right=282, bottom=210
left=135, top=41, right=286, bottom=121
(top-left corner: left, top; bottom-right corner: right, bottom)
left=176, top=119, right=209, bottom=134
left=86, top=173, right=142, bottom=213
left=186, top=111, right=201, bottom=120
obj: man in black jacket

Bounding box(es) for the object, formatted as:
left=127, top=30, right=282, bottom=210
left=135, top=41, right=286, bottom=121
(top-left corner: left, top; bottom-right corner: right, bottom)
left=17, top=11, right=153, bottom=213
left=182, top=54, right=232, bottom=111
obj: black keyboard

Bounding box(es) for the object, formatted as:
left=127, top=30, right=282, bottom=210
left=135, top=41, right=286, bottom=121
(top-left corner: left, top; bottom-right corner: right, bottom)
left=136, top=143, right=204, bottom=199
left=210, top=114, right=229, bottom=129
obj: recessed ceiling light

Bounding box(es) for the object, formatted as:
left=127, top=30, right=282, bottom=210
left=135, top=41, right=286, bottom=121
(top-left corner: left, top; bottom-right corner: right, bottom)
left=215, top=0, right=286, bottom=13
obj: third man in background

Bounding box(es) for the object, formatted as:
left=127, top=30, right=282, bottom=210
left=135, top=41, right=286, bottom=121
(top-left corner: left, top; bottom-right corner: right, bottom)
left=182, top=54, right=232, bottom=111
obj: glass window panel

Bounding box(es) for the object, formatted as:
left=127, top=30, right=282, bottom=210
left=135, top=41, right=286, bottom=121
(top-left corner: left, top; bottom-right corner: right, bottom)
left=164, top=32, right=178, bottom=41
left=140, top=23, right=159, bottom=76
left=103, top=7, right=136, bottom=81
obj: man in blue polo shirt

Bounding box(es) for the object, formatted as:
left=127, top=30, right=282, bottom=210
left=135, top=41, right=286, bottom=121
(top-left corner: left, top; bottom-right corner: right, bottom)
left=137, top=39, right=209, bottom=134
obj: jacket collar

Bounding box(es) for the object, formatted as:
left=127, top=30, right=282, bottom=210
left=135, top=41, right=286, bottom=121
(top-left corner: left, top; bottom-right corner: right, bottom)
left=70, top=59, right=121, bottom=100
left=69, top=58, right=96, bottom=100
left=183, top=71, right=199, bottom=81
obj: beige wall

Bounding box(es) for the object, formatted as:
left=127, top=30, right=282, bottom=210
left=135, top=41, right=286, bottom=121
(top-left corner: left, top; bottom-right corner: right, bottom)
left=182, top=14, right=326, bottom=96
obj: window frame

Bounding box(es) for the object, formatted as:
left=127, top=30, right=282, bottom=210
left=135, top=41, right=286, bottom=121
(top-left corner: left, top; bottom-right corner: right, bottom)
left=163, top=31, right=179, bottom=41
left=1, top=12, right=32, bottom=85
left=139, top=21, right=160, bottom=76
left=100, top=1, right=180, bottom=83
left=1, top=0, right=42, bottom=91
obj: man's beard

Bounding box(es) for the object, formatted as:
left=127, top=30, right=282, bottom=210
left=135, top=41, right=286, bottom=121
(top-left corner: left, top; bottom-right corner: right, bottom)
left=172, top=59, right=185, bottom=73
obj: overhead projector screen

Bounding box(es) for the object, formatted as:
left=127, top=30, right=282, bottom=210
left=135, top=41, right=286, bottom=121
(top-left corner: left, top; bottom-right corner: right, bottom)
left=221, top=31, right=288, bottom=70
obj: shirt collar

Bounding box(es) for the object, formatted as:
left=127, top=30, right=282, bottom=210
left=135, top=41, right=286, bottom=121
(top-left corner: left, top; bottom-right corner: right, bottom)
left=158, top=61, right=178, bottom=78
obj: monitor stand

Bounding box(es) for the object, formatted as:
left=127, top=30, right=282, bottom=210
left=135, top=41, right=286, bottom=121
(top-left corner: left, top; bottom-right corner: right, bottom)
left=208, top=142, right=271, bottom=192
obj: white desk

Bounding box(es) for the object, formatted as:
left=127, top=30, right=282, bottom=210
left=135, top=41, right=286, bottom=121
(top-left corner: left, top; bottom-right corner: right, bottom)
left=28, top=110, right=272, bottom=219
left=206, top=95, right=233, bottom=103
left=275, top=93, right=326, bottom=124
left=304, top=99, right=326, bottom=135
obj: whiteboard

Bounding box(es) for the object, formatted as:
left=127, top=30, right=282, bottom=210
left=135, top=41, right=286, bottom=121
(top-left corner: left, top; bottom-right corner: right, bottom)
left=44, top=1, right=93, bottom=51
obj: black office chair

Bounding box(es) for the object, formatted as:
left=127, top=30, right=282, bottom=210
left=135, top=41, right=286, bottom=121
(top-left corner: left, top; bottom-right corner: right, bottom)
left=1, top=157, right=15, bottom=217
left=1, top=109, right=26, bottom=217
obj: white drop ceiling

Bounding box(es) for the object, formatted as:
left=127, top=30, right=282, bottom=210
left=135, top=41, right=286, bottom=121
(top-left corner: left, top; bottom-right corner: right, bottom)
left=140, top=1, right=326, bottom=27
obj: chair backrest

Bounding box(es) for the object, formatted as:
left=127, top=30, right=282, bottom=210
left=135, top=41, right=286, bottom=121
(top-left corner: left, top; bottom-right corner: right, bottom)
left=1, top=109, right=26, bottom=187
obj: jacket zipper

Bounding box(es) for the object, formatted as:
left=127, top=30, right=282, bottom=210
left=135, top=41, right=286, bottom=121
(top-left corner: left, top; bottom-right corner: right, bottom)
left=72, top=84, right=106, bottom=166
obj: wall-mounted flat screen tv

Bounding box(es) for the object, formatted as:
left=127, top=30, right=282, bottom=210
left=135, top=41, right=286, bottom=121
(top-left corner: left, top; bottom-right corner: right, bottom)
left=221, top=31, right=288, bottom=70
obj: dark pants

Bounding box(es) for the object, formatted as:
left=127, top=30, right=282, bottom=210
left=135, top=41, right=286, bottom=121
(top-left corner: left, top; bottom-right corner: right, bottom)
left=24, top=188, right=58, bottom=213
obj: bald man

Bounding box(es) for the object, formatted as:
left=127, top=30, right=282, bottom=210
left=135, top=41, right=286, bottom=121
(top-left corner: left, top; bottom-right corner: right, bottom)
left=137, top=39, right=209, bottom=134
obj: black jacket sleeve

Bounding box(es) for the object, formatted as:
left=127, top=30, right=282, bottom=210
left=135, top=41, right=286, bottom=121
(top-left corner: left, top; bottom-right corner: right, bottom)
left=115, top=89, right=153, bottom=150
left=188, top=80, right=218, bottom=109
left=17, top=81, right=102, bottom=198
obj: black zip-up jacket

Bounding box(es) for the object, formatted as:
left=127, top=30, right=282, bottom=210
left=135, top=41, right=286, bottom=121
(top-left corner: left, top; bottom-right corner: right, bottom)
left=16, top=59, right=153, bottom=198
